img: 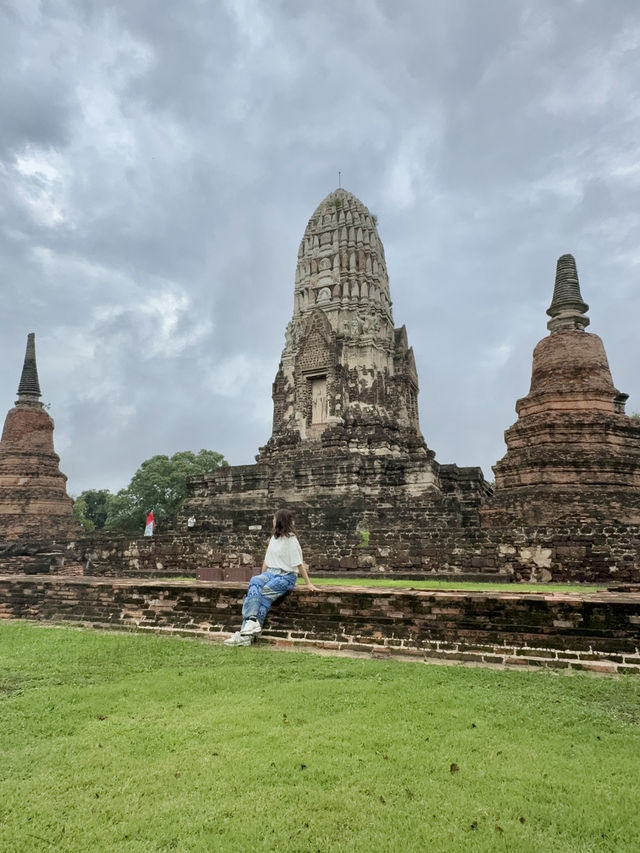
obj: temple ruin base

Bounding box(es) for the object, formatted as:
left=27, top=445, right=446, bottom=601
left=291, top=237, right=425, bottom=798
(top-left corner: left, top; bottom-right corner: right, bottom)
left=0, top=575, right=638, bottom=673
left=2, top=515, right=640, bottom=585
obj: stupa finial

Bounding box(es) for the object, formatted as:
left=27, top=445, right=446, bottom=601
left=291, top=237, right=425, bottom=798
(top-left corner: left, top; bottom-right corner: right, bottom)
left=16, top=333, right=43, bottom=406
left=546, top=254, right=589, bottom=332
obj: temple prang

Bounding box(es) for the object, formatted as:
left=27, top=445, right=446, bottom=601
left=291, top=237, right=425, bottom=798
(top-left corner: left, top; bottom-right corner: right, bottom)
left=0, top=334, right=78, bottom=541
left=180, top=188, right=488, bottom=535
left=262, top=188, right=428, bottom=460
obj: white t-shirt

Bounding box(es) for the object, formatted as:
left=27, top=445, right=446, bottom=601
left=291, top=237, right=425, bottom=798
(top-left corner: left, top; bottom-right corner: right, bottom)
left=264, top=534, right=303, bottom=574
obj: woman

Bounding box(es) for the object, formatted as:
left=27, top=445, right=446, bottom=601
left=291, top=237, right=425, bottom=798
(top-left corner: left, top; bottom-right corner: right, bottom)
left=224, top=509, right=317, bottom=646
left=144, top=509, right=155, bottom=537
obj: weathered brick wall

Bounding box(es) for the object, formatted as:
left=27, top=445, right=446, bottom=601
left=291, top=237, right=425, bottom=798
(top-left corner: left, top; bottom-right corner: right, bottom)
left=87, top=522, right=640, bottom=583
left=0, top=520, right=639, bottom=584
left=0, top=404, right=78, bottom=541
left=0, top=576, right=638, bottom=673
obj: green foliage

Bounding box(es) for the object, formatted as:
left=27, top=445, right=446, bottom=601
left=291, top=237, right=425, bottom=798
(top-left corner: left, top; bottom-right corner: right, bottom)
left=631, top=412, right=640, bottom=421
left=72, top=495, right=93, bottom=531
left=73, top=489, right=111, bottom=532
left=1, top=623, right=639, bottom=852
left=105, top=449, right=227, bottom=532
left=358, top=529, right=370, bottom=547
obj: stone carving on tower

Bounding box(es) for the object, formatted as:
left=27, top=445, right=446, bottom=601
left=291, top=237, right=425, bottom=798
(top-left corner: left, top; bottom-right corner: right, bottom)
left=484, top=254, right=640, bottom=526
left=0, top=334, right=78, bottom=541
left=261, top=188, right=428, bottom=459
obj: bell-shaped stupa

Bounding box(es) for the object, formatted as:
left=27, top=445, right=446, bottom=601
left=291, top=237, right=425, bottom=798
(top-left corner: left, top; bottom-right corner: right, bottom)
left=0, top=334, right=78, bottom=541
left=484, top=255, right=640, bottom=526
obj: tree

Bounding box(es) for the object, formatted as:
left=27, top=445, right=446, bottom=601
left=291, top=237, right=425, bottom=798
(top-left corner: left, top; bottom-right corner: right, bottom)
left=73, top=489, right=111, bottom=531
left=73, top=494, right=94, bottom=532
left=105, top=449, right=227, bottom=532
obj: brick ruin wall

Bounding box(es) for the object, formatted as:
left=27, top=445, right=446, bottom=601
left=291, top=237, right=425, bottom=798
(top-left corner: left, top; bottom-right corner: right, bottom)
left=1, top=519, right=639, bottom=585
left=0, top=576, right=638, bottom=673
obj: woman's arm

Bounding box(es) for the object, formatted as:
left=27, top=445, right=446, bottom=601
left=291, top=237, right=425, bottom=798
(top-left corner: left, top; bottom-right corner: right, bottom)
left=298, top=562, right=318, bottom=591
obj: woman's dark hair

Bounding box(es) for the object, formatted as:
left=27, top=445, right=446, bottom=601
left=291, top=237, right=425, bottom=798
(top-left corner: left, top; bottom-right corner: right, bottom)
left=273, top=508, right=295, bottom=539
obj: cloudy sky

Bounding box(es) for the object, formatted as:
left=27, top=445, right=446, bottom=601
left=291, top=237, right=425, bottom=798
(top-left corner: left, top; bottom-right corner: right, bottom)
left=2, top=0, right=639, bottom=495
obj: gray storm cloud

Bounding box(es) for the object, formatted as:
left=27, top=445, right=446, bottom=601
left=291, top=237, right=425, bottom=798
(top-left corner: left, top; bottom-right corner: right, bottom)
left=1, top=0, right=639, bottom=494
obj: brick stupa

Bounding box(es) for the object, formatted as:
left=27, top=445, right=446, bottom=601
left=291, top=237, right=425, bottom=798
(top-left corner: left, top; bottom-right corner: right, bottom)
left=0, top=334, right=78, bottom=541
left=484, top=255, right=640, bottom=526
left=182, top=189, right=488, bottom=538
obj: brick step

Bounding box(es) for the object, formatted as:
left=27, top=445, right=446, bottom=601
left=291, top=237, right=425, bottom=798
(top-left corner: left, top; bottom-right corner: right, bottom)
left=196, top=566, right=258, bottom=582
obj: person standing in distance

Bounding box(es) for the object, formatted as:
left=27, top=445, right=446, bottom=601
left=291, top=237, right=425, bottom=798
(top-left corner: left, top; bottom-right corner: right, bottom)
left=144, top=509, right=155, bottom=537
left=224, top=508, right=317, bottom=646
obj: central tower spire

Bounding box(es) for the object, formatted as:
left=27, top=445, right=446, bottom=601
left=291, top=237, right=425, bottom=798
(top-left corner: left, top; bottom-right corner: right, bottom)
left=292, top=187, right=393, bottom=331
left=263, top=187, right=427, bottom=455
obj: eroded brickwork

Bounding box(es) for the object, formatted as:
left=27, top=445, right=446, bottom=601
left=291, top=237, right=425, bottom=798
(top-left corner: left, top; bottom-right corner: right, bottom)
left=486, top=256, right=640, bottom=526
left=0, top=335, right=78, bottom=541
left=1, top=576, right=638, bottom=672
left=1, top=517, right=639, bottom=586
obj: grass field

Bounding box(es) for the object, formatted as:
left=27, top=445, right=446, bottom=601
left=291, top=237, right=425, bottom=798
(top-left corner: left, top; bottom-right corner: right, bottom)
left=304, top=577, right=605, bottom=593
left=159, top=576, right=606, bottom=594
left=1, top=621, right=639, bottom=852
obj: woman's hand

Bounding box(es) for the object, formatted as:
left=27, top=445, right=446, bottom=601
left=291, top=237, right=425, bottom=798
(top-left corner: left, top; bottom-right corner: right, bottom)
left=298, top=563, right=318, bottom=591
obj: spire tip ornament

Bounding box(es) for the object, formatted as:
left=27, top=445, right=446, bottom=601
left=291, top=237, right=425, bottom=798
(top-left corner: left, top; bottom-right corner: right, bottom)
left=546, top=254, right=589, bottom=332
left=16, top=332, right=43, bottom=406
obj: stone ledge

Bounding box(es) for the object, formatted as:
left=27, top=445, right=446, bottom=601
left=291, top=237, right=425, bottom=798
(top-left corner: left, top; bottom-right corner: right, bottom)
left=0, top=576, right=638, bottom=674
left=1, top=573, right=638, bottom=602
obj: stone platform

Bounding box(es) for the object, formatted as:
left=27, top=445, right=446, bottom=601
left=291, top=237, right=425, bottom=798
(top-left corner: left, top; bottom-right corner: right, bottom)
left=1, top=575, right=638, bottom=673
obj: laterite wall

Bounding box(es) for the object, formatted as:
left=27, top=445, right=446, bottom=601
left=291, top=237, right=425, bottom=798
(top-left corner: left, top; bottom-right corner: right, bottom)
left=1, top=520, right=639, bottom=584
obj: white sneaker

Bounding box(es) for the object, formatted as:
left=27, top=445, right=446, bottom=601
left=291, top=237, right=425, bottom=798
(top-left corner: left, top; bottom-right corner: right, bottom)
left=240, top=619, right=262, bottom=637
left=224, top=631, right=251, bottom=647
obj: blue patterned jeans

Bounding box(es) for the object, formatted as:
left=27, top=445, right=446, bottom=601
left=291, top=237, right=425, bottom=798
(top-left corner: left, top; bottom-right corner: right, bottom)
left=241, top=570, right=298, bottom=629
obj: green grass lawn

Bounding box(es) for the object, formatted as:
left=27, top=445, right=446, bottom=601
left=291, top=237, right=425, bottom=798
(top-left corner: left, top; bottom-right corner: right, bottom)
left=162, top=577, right=605, bottom=593
left=1, top=622, right=638, bottom=853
